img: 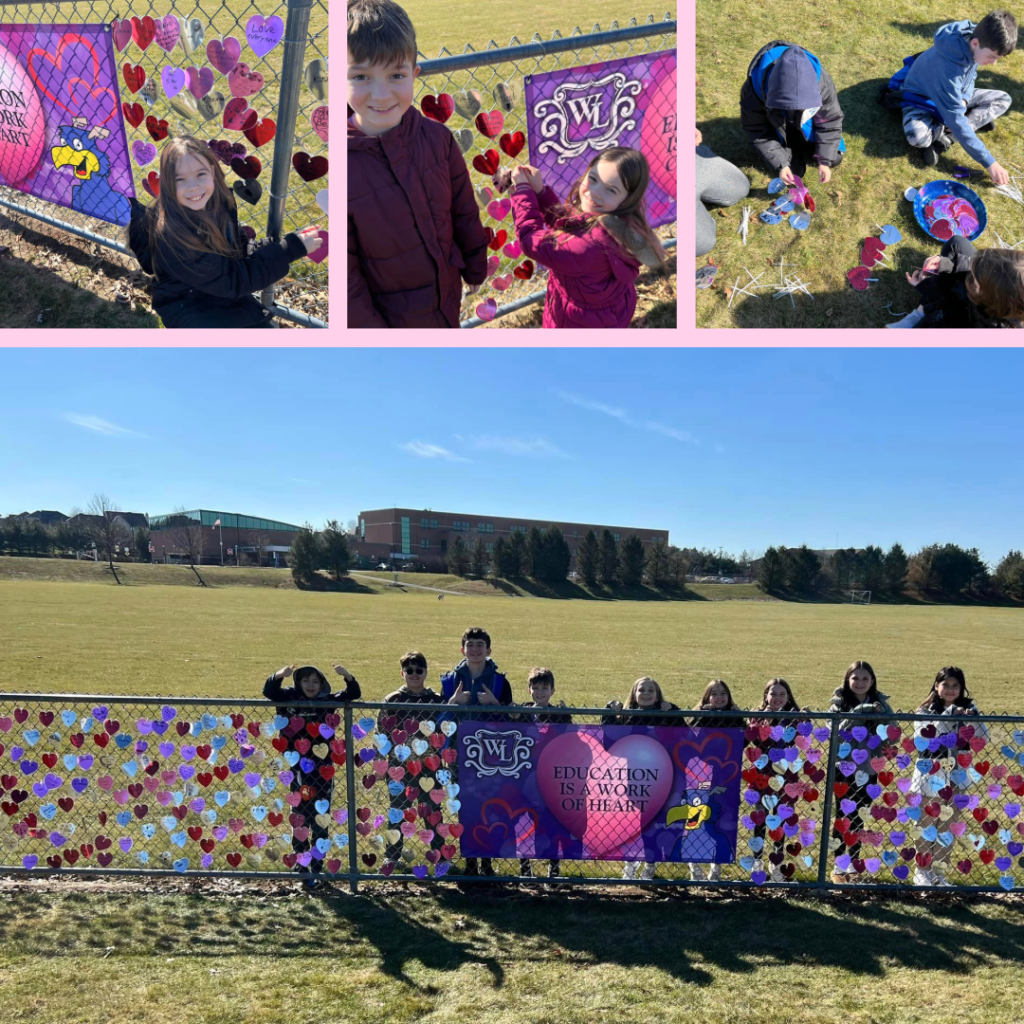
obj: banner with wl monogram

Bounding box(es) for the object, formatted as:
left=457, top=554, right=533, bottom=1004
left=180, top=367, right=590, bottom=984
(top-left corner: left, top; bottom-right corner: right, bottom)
left=458, top=720, right=742, bottom=861
left=524, top=50, right=676, bottom=228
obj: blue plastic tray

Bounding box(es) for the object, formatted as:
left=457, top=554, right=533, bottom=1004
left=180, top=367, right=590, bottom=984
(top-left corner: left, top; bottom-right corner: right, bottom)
left=913, top=179, right=987, bottom=242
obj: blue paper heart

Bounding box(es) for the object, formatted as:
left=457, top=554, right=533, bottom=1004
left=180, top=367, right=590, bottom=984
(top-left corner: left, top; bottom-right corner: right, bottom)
left=334, top=833, right=349, bottom=848
left=173, top=858, right=189, bottom=873
left=284, top=751, right=300, bottom=767
left=211, top=736, right=228, bottom=750
left=61, top=710, right=77, bottom=727
left=39, top=803, right=57, bottom=820
left=142, top=824, right=156, bottom=839
left=22, top=730, right=39, bottom=746
left=116, top=811, right=132, bottom=827
left=114, top=734, right=133, bottom=749
left=387, top=781, right=404, bottom=797
left=170, top=831, right=188, bottom=848
left=214, top=791, right=230, bottom=807
left=122, top=761, right=137, bottom=777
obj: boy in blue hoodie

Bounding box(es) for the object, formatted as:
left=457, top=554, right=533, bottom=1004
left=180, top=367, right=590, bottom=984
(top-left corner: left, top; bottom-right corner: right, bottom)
left=900, top=12, right=1015, bottom=181
left=739, top=41, right=846, bottom=186
left=442, top=626, right=512, bottom=878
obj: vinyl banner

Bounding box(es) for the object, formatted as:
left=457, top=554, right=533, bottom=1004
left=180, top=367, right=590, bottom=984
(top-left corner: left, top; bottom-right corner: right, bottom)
left=458, top=720, right=741, bottom=861
left=0, top=25, right=134, bottom=225
left=524, top=50, right=676, bottom=228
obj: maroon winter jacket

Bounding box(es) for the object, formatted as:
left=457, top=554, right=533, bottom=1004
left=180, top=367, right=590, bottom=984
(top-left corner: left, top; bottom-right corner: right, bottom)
left=510, top=182, right=642, bottom=329
left=348, top=104, right=490, bottom=328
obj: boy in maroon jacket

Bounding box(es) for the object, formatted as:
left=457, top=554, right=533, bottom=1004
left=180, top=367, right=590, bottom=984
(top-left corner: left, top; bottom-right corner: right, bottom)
left=347, top=0, right=490, bottom=328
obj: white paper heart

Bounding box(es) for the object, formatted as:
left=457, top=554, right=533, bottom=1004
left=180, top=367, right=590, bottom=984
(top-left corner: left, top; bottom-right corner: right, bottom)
left=140, top=78, right=159, bottom=107
left=474, top=185, right=493, bottom=210
left=304, top=59, right=327, bottom=102
left=168, top=90, right=198, bottom=121
left=178, top=17, right=205, bottom=56
left=196, top=91, right=226, bottom=122
left=316, top=188, right=328, bottom=215
left=453, top=128, right=473, bottom=154
left=493, top=82, right=516, bottom=112
left=452, top=88, right=482, bottom=120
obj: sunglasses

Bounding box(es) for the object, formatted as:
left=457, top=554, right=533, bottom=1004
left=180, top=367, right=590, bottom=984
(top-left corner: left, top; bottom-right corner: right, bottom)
left=403, top=665, right=426, bottom=675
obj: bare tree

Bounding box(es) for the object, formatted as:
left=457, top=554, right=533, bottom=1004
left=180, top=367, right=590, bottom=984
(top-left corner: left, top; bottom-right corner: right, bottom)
left=166, top=507, right=206, bottom=585
left=87, top=493, right=129, bottom=580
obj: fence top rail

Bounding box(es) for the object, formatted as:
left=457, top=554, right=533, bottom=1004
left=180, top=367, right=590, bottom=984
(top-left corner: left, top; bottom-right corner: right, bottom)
left=1, top=693, right=1023, bottom=723
left=416, top=16, right=677, bottom=77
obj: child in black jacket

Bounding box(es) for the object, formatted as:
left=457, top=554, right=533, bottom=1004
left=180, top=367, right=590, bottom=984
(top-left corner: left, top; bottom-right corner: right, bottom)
left=127, top=136, right=323, bottom=328
left=263, top=662, right=361, bottom=889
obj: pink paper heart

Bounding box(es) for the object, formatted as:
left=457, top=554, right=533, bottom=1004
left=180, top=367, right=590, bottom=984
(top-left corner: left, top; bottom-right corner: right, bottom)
left=307, top=229, right=329, bottom=264
left=846, top=266, right=873, bottom=291
left=502, top=238, right=521, bottom=259
left=310, top=105, right=327, bottom=144
left=486, top=198, right=511, bottom=222
left=111, top=18, right=133, bottom=53
left=186, top=66, right=214, bottom=99
left=491, top=274, right=513, bottom=292
left=223, top=96, right=255, bottom=131
left=228, top=62, right=265, bottom=98
left=207, top=37, right=242, bottom=76
left=486, top=255, right=500, bottom=277
left=153, top=14, right=180, bottom=53
left=475, top=298, right=497, bottom=321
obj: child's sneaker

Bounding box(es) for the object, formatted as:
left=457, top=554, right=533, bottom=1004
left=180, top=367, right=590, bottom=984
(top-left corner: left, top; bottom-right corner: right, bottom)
left=707, top=863, right=722, bottom=882
left=923, top=129, right=953, bottom=166
left=886, top=306, right=926, bottom=329
left=519, top=860, right=532, bottom=878
left=689, top=863, right=705, bottom=881
left=622, top=861, right=638, bottom=881
left=547, top=861, right=560, bottom=879
left=639, top=863, right=657, bottom=882
left=301, top=874, right=323, bottom=891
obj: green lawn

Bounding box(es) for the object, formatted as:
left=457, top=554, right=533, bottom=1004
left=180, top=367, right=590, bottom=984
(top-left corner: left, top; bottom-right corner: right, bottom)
left=696, top=0, right=1024, bottom=328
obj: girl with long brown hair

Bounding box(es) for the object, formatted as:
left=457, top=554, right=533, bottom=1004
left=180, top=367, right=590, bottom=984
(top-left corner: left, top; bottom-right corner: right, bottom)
left=127, top=136, right=323, bottom=328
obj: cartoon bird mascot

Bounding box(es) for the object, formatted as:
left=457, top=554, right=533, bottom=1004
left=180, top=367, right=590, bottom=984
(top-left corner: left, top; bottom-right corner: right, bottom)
left=51, top=117, right=131, bottom=225
left=665, top=755, right=732, bottom=863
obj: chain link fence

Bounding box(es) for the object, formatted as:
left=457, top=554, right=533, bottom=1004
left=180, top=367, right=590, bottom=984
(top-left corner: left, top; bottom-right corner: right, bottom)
left=407, top=15, right=676, bottom=327
left=0, top=0, right=327, bottom=327
left=2, top=695, right=1023, bottom=894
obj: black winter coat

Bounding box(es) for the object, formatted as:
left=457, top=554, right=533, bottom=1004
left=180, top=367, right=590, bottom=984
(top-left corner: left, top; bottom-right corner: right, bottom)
left=740, top=40, right=844, bottom=170
left=603, top=701, right=686, bottom=727
left=914, top=248, right=1023, bottom=328
left=128, top=197, right=307, bottom=328
left=263, top=672, right=361, bottom=767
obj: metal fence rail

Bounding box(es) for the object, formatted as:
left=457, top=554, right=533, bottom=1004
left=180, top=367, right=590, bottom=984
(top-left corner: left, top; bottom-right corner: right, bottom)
left=0, top=0, right=327, bottom=327
left=410, top=15, right=677, bottom=326
left=2, top=693, right=1022, bottom=895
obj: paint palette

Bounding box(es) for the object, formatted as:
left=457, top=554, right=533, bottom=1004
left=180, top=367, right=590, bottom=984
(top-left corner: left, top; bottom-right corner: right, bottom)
left=913, top=180, right=987, bottom=241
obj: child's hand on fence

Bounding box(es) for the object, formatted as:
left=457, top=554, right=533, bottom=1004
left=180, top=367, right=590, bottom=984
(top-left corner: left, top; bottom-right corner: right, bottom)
left=276, top=665, right=295, bottom=680
left=296, top=226, right=324, bottom=254
left=607, top=700, right=623, bottom=711
left=520, top=164, right=544, bottom=193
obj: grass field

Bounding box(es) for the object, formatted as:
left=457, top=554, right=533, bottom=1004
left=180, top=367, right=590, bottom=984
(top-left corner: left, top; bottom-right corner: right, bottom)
left=696, top=0, right=1024, bottom=328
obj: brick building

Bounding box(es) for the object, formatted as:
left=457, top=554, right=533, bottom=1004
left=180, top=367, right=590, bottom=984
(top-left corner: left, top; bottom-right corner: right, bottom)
left=353, top=507, right=669, bottom=572
left=149, top=510, right=301, bottom=567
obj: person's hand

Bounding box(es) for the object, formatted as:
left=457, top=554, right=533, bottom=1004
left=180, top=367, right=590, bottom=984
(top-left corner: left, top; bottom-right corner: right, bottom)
left=779, top=166, right=796, bottom=186
left=332, top=663, right=353, bottom=682
left=695, top=127, right=703, bottom=146
left=477, top=688, right=499, bottom=706
left=276, top=665, right=295, bottom=680
left=557, top=700, right=567, bottom=708
left=297, top=226, right=324, bottom=254
left=906, top=268, right=929, bottom=286
left=660, top=701, right=672, bottom=711
left=512, top=163, right=544, bottom=193
left=608, top=700, right=623, bottom=711
left=989, top=161, right=1010, bottom=186
left=965, top=707, right=978, bottom=716
left=922, top=255, right=942, bottom=275
left=818, top=163, right=832, bottom=185
left=510, top=164, right=530, bottom=188
left=449, top=681, right=470, bottom=705
left=464, top=283, right=481, bottom=296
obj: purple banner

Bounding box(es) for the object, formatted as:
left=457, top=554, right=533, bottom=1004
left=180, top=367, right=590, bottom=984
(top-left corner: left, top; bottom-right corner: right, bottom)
left=525, top=50, right=676, bottom=228
left=0, top=25, right=134, bottom=225
left=459, top=721, right=741, bottom=861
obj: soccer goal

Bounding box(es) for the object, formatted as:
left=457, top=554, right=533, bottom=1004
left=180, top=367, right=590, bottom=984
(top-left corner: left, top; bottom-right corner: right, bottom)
left=844, top=590, right=872, bottom=605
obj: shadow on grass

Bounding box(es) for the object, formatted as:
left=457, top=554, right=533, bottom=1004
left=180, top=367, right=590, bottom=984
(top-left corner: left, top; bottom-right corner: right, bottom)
left=500, top=578, right=705, bottom=602
left=294, top=575, right=377, bottom=595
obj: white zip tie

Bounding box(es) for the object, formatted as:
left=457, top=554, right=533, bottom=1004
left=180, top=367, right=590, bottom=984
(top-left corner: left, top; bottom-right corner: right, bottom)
left=727, top=276, right=740, bottom=309
left=737, top=205, right=751, bottom=246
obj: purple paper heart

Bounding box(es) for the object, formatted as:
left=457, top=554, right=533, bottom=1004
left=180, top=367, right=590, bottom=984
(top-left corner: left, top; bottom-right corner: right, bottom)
left=851, top=726, right=868, bottom=742
left=835, top=854, right=852, bottom=872
left=278, top=771, right=294, bottom=785
left=93, top=706, right=108, bottom=721
left=245, top=14, right=284, bottom=58
left=796, top=722, right=813, bottom=736
left=953, top=794, right=971, bottom=810
left=22, top=855, right=38, bottom=870
left=201, top=854, right=214, bottom=869
left=71, top=778, right=89, bottom=793
left=12, top=746, right=25, bottom=761
left=21, top=759, right=37, bottom=774
left=893, top=864, right=910, bottom=881
left=1004, top=803, right=1021, bottom=818
left=783, top=821, right=800, bottom=837
left=137, top=719, right=153, bottom=734
left=50, top=832, right=67, bottom=847
left=159, top=742, right=175, bottom=758
left=839, top=799, right=857, bottom=815
left=751, top=870, right=767, bottom=885
left=32, top=782, right=48, bottom=798
left=135, top=741, right=148, bottom=753
left=180, top=745, right=196, bottom=761
left=1007, top=842, right=1024, bottom=856
left=161, top=66, right=187, bottom=99
left=178, top=765, right=195, bottom=780
left=890, top=831, right=906, bottom=847
left=896, top=754, right=912, bottom=771
left=78, top=754, right=94, bottom=770
left=358, top=749, right=375, bottom=763
left=189, top=798, right=206, bottom=813
left=207, top=36, right=241, bottom=75
left=996, top=857, right=1012, bottom=871
left=435, top=862, right=450, bottom=877
left=132, top=140, right=157, bottom=167
left=186, top=66, right=215, bottom=100
left=851, top=749, right=869, bottom=765
left=244, top=773, right=262, bottom=788
left=866, top=734, right=881, bottom=749
left=152, top=721, right=168, bottom=735
left=228, top=758, right=244, bottom=773
left=837, top=761, right=857, bottom=777
left=119, top=837, right=133, bottom=852
left=161, top=706, right=177, bottom=722
left=741, top=815, right=756, bottom=830
left=154, top=14, right=180, bottom=52
left=866, top=784, right=883, bottom=800
left=412, top=865, right=429, bottom=879
left=297, top=852, right=312, bottom=867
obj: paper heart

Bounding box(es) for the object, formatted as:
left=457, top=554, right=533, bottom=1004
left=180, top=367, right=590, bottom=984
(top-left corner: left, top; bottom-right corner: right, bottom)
left=304, top=58, right=327, bottom=102
left=790, top=211, right=811, bottom=231
left=131, top=139, right=157, bottom=166
left=931, top=218, right=954, bottom=241
left=513, top=259, right=535, bottom=280
left=232, top=177, right=262, bottom=205
left=493, top=82, right=516, bottom=112
left=475, top=185, right=494, bottom=209
left=879, top=224, right=902, bottom=245
left=231, top=154, right=262, bottom=179
left=452, top=89, right=482, bottom=119
left=847, top=266, right=875, bottom=291
left=491, top=274, right=513, bottom=291
left=207, top=37, right=242, bottom=76
left=186, top=66, right=215, bottom=99
left=499, top=131, right=525, bottom=158
left=502, top=238, right=522, bottom=259
left=208, top=139, right=246, bottom=165
left=122, top=101, right=144, bottom=128
left=487, top=229, right=508, bottom=251
left=760, top=210, right=782, bottom=225
left=195, top=93, right=225, bottom=122
left=245, top=15, right=284, bottom=58
left=131, top=15, right=156, bottom=51
left=145, top=116, right=169, bottom=142
left=228, top=63, right=264, bottom=98
left=486, top=255, right=499, bottom=277
left=475, top=110, right=504, bottom=138
left=316, top=188, right=328, bottom=215
left=142, top=171, right=160, bottom=197
left=292, top=151, right=327, bottom=182
left=179, top=18, right=205, bottom=56
left=111, top=19, right=133, bottom=53
left=421, top=94, right=454, bottom=124
left=161, top=65, right=186, bottom=99
left=243, top=116, right=275, bottom=148
left=486, top=198, right=511, bottom=222
left=224, top=97, right=256, bottom=131
left=153, top=14, right=181, bottom=53
left=307, top=230, right=329, bottom=265
left=472, top=149, right=499, bottom=176
left=311, top=106, right=328, bottom=144
left=453, top=128, right=474, bottom=154
left=139, top=79, right=158, bottom=107
left=475, top=298, right=497, bottom=321
left=122, top=63, right=146, bottom=94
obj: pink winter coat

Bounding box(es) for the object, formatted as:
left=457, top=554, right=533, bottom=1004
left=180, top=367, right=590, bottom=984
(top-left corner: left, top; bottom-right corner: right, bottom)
left=510, top=182, right=642, bottom=329
left=348, top=104, right=490, bottom=329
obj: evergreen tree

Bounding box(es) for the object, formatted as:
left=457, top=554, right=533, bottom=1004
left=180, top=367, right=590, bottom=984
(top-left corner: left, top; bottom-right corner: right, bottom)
left=539, top=525, right=570, bottom=580
left=599, top=529, right=618, bottom=585
left=289, top=525, right=322, bottom=585
left=995, top=549, right=1024, bottom=600
left=619, top=535, right=645, bottom=586
left=320, top=520, right=351, bottom=580
left=507, top=530, right=526, bottom=577
left=135, top=525, right=152, bottom=563
left=783, top=544, right=822, bottom=594
left=645, top=537, right=671, bottom=586
left=758, top=546, right=783, bottom=593
left=883, top=542, right=909, bottom=595
left=470, top=536, right=489, bottom=577
left=577, top=529, right=600, bottom=587
left=525, top=526, right=545, bottom=577
left=491, top=536, right=508, bottom=577
left=859, top=545, right=886, bottom=595
left=446, top=535, right=469, bottom=576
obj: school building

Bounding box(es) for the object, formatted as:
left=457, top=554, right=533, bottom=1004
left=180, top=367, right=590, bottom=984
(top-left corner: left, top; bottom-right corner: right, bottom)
left=148, top=509, right=302, bottom=567
left=353, top=507, right=670, bottom=572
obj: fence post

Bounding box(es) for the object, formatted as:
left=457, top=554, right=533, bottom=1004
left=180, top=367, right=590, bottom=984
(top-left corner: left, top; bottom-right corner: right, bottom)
left=260, top=0, right=314, bottom=311
left=816, top=714, right=841, bottom=883
left=344, top=704, right=360, bottom=894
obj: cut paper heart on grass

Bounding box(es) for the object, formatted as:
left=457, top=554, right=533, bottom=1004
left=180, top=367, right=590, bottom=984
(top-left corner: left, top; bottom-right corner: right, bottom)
left=161, top=66, right=187, bottom=99
left=186, top=66, right=215, bottom=99
left=306, top=229, right=329, bottom=264
left=790, top=211, right=811, bottom=230
left=232, top=177, right=261, bottom=205
left=316, top=188, right=328, bottom=215
left=452, top=89, right=482, bottom=119
left=153, top=14, right=181, bottom=53
left=499, top=131, right=525, bottom=158
left=207, top=37, right=242, bottom=76
left=245, top=15, right=284, bottom=58
left=771, top=199, right=794, bottom=213
left=475, top=110, right=504, bottom=138
left=292, top=152, right=327, bottom=182
left=131, top=140, right=157, bottom=166
left=696, top=264, right=718, bottom=288
left=861, top=237, right=886, bottom=267
left=231, top=154, right=261, bottom=179
left=420, top=94, right=454, bottom=124
left=879, top=225, right=902, bottom=245
left=472, top=149, right=499, bottom=176
left=475, top=298, right=497, bottom=321
left=142, top=171, right=159, bottom=197
left=760, top=210, right=782, bottom=225
left=122, top=101, right=144, bottom=128
left=310, top=106, right=328, bottom=143
left=228, top=63, right=265, bottom=98
left=847, top=266, right=878, bottom=291
left=111, top=19, right=133, bottom=53
left=767, top=177, right=786, bottom=194
left=131, top=15, right=156, bottom=51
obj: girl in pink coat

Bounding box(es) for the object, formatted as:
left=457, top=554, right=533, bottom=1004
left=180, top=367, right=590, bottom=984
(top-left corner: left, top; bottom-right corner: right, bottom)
left=504, top=147, right=669, bottom=329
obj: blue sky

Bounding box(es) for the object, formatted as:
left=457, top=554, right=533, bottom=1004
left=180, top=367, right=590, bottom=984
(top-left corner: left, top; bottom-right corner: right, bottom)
left=1, top=348, right=1021, bottom=565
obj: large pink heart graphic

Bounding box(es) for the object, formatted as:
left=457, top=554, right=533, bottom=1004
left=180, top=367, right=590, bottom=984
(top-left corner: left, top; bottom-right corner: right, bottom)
left=537, top=731, right=673, bottom=857
left=0, top=43, right=45, bottom=186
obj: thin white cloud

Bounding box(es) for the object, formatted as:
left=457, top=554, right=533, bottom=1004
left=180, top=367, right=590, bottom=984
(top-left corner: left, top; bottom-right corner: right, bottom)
left=63, top=413, right=150, bottom=438
left=399, top=441, right=469, bottom=462
left=455, top=434, right=570, bottom=458
left=556, top=391, right=698, bottom=445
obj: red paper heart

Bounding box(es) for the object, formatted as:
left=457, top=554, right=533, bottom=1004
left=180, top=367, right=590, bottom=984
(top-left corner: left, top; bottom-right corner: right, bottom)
left=292, top=151, right=327, bottom=182
left=143, top=171, right=160, bottom=197
left=475, top=110, right=504, bottom=138
left=861, top=237, right=885, bottom=267
left=131, top=15, right=156, bottom=51
left=472, top=149, right=499, bottom=176
left=243, top=117, right=276, bottom=148
left=931, top=219, right=954, bottom=240
left=420, top=93, right=454, bottom=124
left=122, top=101, right=143, bottom=128
left=513, top=258, right=535, bottom=280
left=145, top=115, right=169, bottom=142
left=846, top=266, right=873, bottom=291
left=223, top=97, right=257, bottom=131
left=499, top=131, right=525, bottom=158
left=231, top=155, right=262, bottom=179
left=804, top=194, right=816, bottom=214
left=122, top=63, right=146, bottom=94
left=488, top=229, right=508, bottom=251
